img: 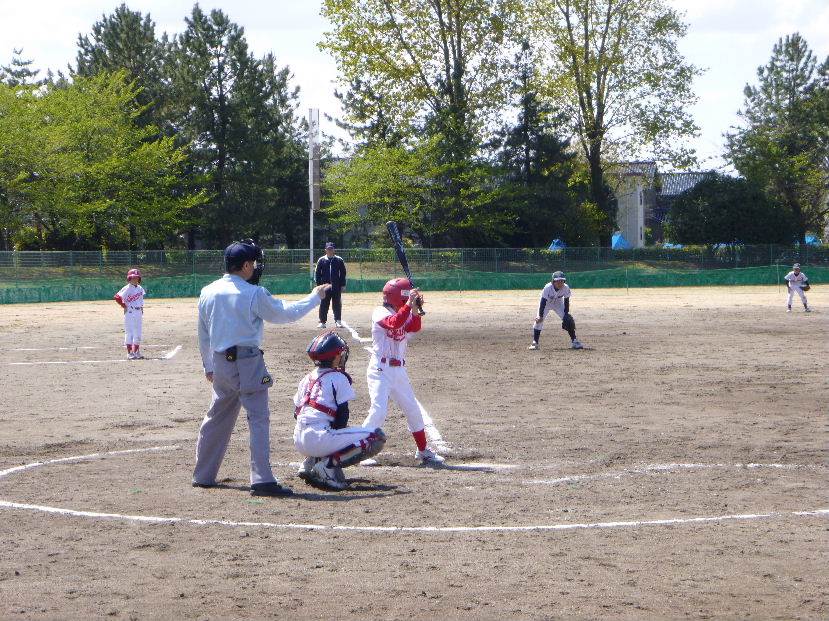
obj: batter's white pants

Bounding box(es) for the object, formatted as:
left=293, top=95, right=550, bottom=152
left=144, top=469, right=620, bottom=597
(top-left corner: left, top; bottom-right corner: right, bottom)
left=362, top=363, right=425, bottom=433
left=787, top=287, right=807, bottom=307
left=293, top=420, right=375, bottom=458
left=532, top=305, right=564, bottom=331
left=123, top=308, right=143, bottom=345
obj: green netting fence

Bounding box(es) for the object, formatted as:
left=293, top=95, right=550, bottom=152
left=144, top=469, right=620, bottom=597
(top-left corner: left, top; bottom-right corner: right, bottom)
left=0, top=246, right=827, bottom=304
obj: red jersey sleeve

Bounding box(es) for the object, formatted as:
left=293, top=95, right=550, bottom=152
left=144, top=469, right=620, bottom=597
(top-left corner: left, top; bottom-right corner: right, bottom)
left=114, top=294, right=126, bottom=308
left=378, top=305, right=412, bottom=330
left=405, top=312, right=421, bottom=333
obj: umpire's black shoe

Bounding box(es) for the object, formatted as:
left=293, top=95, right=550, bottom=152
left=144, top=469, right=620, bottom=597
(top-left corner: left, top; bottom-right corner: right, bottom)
left=250, top=481, right=294, bottom=497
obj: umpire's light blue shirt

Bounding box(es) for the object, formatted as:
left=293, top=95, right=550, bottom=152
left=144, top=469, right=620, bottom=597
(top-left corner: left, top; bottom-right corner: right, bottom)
left=198, top=274, right=320, bottom=373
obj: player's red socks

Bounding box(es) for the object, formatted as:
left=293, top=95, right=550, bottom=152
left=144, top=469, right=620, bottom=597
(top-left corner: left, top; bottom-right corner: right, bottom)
left=411, top=429, right=427, bottom=451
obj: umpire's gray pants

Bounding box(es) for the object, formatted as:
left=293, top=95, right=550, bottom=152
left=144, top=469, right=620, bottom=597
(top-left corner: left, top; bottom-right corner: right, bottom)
left=193, top=347, right=276, bottom=486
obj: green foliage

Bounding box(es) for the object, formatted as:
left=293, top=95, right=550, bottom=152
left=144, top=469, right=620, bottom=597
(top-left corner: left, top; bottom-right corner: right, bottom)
left=530, top=0, right=702, bottom=243
left=0, top=72, right=203, bottom=250
left=665, top=173, right=793, bottom=244
left=725, top=33, right=829, bottom=244
left=168, top=6, right=307, bottom=247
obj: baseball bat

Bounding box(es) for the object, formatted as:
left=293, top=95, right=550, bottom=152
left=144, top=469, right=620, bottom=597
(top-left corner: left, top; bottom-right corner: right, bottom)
left=385, top=221, right=425, bottom=316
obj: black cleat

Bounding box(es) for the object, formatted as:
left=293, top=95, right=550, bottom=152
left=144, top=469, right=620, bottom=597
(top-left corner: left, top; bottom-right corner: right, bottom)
left=250, top=481, right=294, bottom=497
left=192, top=481, right=215, bottom=488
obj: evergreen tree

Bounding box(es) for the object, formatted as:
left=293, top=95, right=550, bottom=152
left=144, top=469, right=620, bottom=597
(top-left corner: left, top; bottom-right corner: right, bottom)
left=726, top=34, right=829, bottom=244
left=0, top=49, right=43, bottom=86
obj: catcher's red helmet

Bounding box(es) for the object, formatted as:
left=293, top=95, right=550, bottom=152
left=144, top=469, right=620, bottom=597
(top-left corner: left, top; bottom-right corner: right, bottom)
left=126, top=268, right=142, bottom=282
left=382, top=277, right=413, bottom=310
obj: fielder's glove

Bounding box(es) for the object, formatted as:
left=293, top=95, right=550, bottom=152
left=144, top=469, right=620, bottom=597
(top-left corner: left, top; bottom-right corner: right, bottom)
left=801, top=282, right=810, bottom=291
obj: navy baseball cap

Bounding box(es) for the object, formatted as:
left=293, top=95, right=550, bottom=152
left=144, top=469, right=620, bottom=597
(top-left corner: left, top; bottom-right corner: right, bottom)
left=224, top=239, right=262, bottom=271
left=325, top=242, right=335, bottom=249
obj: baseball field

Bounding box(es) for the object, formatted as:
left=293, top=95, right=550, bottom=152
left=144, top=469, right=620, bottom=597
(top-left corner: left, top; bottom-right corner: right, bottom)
left=1, top=286, right=827, bottom=620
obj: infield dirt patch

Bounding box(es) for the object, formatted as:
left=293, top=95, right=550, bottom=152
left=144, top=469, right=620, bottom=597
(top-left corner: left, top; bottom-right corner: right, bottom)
left=1, top=286, right=827, bottom=620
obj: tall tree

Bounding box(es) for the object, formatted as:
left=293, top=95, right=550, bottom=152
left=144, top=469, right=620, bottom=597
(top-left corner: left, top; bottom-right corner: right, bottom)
left=531, top=0, right=701, bottom=245
left=726, top=34, right=829, bottom=244
left=75, top=4, right=169, bottom=130
left=665, top=173, right=793, bottom=245
left=169, top=6, right=307, bottom=247
left=491, top=42, right=595, bottom=246
left=320, top=0, right=523, bottom=245
left=0, top=73, right=202, bottom=250
left=0, top=49, right=43, bottom=86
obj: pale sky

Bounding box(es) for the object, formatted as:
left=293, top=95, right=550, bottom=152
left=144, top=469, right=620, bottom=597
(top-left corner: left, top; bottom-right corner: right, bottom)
left=1, top=0, right=827, bottom=169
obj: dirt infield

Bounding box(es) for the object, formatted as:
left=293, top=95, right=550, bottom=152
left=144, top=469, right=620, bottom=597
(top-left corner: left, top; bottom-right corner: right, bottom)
left=1, top=286, right=827, bottom=620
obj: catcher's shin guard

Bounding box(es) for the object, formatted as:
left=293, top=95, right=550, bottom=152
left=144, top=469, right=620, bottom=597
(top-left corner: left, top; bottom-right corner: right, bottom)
left=332, top=429, right=386, bottom=468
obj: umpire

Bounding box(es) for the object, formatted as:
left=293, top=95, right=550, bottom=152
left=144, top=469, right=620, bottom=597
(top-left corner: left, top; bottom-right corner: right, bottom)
left=315, top=241, right=347, bottom=328
left=193, top=239, right=330, bottom=496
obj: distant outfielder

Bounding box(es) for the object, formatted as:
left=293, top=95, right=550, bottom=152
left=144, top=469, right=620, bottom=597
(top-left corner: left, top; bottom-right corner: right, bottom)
left=293, top=331, right=386, bottom=491
left=114, top=268, right=145, bottom=359
left=784, top=263, right=811, bottom=313
left=529, top=271, right=583, bottom=350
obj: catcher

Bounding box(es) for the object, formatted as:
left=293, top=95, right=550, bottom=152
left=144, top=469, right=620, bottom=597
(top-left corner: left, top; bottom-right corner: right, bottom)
left=529, top=271, right=583, bottom=350
left=784, top=263, right=811, bottom=312
left=293, top=331, right=386, bottom=490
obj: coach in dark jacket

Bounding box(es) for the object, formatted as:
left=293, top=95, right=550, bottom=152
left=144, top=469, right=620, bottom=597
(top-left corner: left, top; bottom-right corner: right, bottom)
left=315, top=242, right=347, bottom=327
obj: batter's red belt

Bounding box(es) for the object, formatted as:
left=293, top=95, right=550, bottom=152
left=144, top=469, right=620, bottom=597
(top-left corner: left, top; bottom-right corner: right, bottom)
left=380, top=357, right=405, bottom=366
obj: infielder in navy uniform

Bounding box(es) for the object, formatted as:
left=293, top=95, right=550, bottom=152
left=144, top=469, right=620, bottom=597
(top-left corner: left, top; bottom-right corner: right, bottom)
left=193, top=239, right=330, bottom=496
left=529, top=271, right=583, bottom=350
left=315, top=242, right=347, bottom=328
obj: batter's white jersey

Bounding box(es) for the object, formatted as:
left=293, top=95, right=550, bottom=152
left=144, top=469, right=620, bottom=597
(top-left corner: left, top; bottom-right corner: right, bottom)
left=784, top=271, right=808, bottom=288
left=539, top=282, right=571, bottom=320
left=369, top=305, right=421, bottom=364
left=293, top=368, right=356, bottom=425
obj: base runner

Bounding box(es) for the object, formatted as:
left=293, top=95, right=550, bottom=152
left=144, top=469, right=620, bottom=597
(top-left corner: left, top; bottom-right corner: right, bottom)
left=114, top=268, right=145, bottom=359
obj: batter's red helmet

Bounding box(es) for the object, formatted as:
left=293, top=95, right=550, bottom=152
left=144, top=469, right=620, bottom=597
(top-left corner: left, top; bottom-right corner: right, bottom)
left=126, top=268, right=142, bottom=282
left=382, top=277, right=413, bottom=310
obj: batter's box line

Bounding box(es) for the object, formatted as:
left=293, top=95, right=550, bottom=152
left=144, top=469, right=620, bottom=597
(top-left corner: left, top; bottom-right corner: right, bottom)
left=1, top=446, right=827, bottom=534
left=2, top=345, right=182, bottom=365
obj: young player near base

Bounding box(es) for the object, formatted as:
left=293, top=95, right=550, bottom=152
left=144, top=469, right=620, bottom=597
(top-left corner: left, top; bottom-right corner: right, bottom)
left=784, top=263, right=811, bottom=313
left=114, top=268, right=146, bottom=359
left=293, top=331, right=386, bottom=490
left=361, top=278, right=445, bottom=466
left=529, top=271, right=583, bottom=351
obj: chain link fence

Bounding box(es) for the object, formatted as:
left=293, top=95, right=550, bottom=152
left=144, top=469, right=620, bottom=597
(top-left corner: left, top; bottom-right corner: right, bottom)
left=1, top=245, right=827, bottom=304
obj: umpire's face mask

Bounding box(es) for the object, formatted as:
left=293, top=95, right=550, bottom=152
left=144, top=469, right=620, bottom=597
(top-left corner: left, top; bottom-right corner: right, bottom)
left=247, top=257, right=264, bottom=285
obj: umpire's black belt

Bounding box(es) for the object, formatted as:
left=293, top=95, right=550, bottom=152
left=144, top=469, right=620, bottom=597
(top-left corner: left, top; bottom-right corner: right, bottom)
left=223, top=345, right=263, bottom=362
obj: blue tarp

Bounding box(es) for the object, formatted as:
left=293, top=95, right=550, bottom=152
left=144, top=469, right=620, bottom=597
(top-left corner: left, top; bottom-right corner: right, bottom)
left=611, top=233, right=631, bottom=249
left=805, top=235, right=822, bottom=246
left=662, top=242, right=684, bottom=249
left=548, top=238, right=566, bottom=250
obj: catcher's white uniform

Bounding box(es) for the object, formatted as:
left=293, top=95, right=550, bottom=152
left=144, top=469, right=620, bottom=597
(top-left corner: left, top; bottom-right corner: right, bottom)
left=784, top=270, right=809, bottom=309
left=293, top=368, right=376, bottom=457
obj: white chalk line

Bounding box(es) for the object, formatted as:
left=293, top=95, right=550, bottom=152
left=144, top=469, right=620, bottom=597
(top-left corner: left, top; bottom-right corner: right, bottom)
left=3, top=345, right=182, bottom=366
left=1, top=445, right=827, bottom=534
left=338, top=321, right=451, bottom=453
left=524, top=462, right=824, bottom=486
left=5, top=345, right=169, bottom=352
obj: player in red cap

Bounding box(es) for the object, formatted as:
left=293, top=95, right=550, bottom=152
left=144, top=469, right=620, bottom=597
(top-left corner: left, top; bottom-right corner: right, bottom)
left=114, top=268, right=146, bottom=359
left=361, top=278, right=445, bottom=466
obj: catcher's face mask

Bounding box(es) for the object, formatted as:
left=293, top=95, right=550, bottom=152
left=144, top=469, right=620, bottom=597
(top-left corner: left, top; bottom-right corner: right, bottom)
left=240, top=239, right=264, bottom=285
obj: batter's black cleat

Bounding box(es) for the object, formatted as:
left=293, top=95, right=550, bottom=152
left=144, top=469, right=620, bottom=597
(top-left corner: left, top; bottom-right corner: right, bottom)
left=192, top=481, right=215, bottom=488
left=250, top=481, right=294, bottom=497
